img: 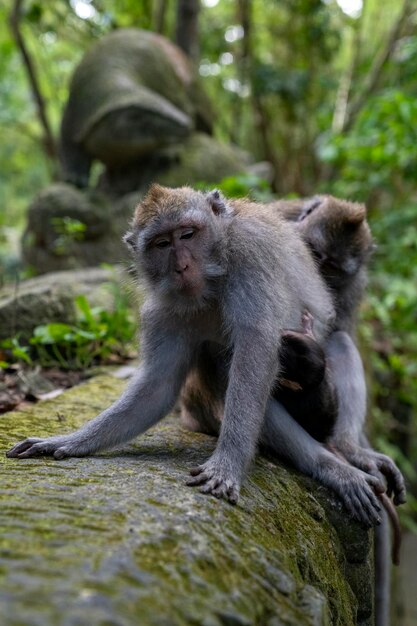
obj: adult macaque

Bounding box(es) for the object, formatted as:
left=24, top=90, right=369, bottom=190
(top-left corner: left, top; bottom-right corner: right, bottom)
left=7, top=185, right=383, bottom=524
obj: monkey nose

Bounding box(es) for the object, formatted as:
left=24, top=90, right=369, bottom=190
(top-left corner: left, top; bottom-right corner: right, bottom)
left=175, top=264, right=189, bottom=274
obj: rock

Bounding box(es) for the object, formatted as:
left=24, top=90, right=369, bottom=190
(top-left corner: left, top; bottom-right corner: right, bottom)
left=0, top=267, right=131, bottom=341
left=22, top=183, right=134, bottom=274
left=21, top=134, right=249, bottom=272
left=1, top=373, right=374, bottom=625
left=158, top=133, right=248, bottom=188
left=60, top=28, right=213, bottom=187
left=98, top=133, right=249, bottom=196
left=246, top=161, right=275, bottom=184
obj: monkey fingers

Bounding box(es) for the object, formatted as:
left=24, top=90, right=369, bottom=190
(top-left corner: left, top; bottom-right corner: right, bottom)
left=336, top=444, right=406, bottom=506
left=372, top=454, right=406, bottom=506
left=187, top=459, right=240, bottom=504
left=315, top=459, right=383, bottom=527
left=6, top=435, right=85, bottom=460
left=6, top=437, right=45, bottom=457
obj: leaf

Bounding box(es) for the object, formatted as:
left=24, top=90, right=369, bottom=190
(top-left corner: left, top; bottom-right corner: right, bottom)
left=75, top=295, right=95, bottom=325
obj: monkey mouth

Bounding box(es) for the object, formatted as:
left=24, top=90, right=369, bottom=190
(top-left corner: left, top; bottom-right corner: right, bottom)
left=175, top=276, right=204, bottom=297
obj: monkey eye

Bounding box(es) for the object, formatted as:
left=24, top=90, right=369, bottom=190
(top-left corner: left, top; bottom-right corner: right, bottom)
left=180, top=229, right=195, bottom=240
left=154, top=238, right=171, bottom=249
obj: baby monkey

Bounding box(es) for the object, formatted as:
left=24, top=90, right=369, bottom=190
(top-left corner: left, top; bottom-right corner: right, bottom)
left=268, top=194, right=406, bottom=506
left=279, top=309, right=401, bottom=565
left=276, top=310, right=338, bottom=443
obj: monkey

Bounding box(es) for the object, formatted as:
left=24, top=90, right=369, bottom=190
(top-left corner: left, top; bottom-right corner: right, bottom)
left=266, top=195, right=405, bottom=624
left=274, top=310, right=338, bottom=443
left=279, top=310, right=401, bottom=566
left=7, top=185, right=385, bottom=526
left=266, top=195, right=406, bottom=503
left=180, top=309, right=338, bottom=443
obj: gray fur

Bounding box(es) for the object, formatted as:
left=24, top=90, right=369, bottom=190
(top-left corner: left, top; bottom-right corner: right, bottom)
left=6, top=188, right=334, bottom=505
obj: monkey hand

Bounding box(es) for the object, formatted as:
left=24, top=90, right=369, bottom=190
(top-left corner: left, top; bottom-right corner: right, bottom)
left=315, top=456, right=386, bottom=527
left=6, top=435, right=91, bottom=460
left=186, top=453, right=241, bottom=504
left=330, top=441, right=406, bottom=506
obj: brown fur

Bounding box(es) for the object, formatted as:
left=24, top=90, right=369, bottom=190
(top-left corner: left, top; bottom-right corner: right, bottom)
left=267, top=195, right=374, bottom=335
left=133, top=184, right=201, bottom=228
left=267, top=195, right=367, bottom=224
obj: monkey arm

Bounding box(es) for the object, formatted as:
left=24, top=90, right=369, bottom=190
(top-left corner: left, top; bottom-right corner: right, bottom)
left=7, top=328, right=192, bottom=460
left=325, top=331, right=406, bottom=505
left=261, top=397, right=385, bottom=527
left=187, top=328, right=278, bottom=503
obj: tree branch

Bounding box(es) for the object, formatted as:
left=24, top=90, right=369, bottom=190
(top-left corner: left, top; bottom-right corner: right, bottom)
left=342, top=0, right=413, bottom=132
left=9, top=0, right=58, bottom=167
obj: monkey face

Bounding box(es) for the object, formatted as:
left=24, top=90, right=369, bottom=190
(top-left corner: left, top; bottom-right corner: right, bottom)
left=297, top=196, right=373, bottom=284
left=146, top=223, right=210, bottom=297
left=123, top=185, right=229, bottom=310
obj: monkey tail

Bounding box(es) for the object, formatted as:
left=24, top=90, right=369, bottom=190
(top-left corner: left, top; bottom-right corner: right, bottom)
left=378, top=492, right=401, bottom=566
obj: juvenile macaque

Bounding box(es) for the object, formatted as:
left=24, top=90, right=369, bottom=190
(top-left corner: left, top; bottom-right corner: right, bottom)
left=278, top=311, right=401, bottom=566
left=269, top=195, right=405, bottom=505
left=7, top=185, right=384, bottom=524
left=268, top=196, right=404, bottom=608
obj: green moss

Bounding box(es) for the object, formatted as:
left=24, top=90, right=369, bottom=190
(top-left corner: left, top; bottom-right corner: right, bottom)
left=0, top=373, right=370, bottom=626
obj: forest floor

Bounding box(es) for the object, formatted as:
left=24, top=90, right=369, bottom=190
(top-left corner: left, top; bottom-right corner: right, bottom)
left=0, top=365, right=86, bottom=413
left=0, top=362, right=137, bottom=414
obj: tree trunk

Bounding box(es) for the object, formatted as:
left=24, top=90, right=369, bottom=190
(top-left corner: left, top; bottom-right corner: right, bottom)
left=175, top=0, right=200, bottom=61
left=237, top=0, right=280, bottom=191
left=9, top=0, right=58, bottom=172
left=154, top=0, right=169, bottom=34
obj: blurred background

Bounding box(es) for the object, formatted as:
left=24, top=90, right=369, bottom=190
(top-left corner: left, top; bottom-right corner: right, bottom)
left=0, top=0, right=417, bottom=619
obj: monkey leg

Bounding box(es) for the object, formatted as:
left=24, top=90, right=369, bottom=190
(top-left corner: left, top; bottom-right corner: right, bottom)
left=325, top=331, right=406, bottom=505
left=180, top=369, right=221, bottom=436
left=261, top=397, right=385, bottom=527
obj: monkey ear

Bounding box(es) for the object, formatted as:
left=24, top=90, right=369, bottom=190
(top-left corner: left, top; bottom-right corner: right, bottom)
left=123, top=230, right=137, bottom=252
left=206, top=190, right=231, bottom=217
left=346, top=203, right=367, bottom=225
left=298, top=197, right=322, bottom=222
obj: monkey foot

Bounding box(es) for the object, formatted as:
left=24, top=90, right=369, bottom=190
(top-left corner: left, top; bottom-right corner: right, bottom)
left=6, top=436, right=87, bottom=460
left=332, top=442, right=406, bottom=506
left=315, top=457, right=384, bottom=527
left=186, top=456, right=240, bottom=504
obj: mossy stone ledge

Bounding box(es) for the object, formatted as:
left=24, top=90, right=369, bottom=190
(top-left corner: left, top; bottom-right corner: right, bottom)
left=1, top=374, right=373, bottom=625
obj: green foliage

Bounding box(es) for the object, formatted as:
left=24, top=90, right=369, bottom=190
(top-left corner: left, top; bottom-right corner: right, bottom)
left=360, top=202, right=417, bottom=520
left=30, top=292, right=136, bottom=370
left=51, top=216, right=87, bottom=255
left=0, top=336, right=33, bottom=367
left=320, top=90, right=417, bottom=199
left=197, top=173, right=274, bottom=202
left=1, top=291, right=137, bottom=371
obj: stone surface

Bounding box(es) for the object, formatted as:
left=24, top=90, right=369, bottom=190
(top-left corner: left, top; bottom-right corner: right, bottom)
left=158, top=133, right=248, bottom=188
left=0, top=373, right=374, bottom=625
left=98, top=133, right=249, bottom=197
left=60, top=28, right=213, bottom=186
left=21, top=135, right=249, bottom=273
left=22, top=183, right=134, bottom=274
left=0, top=267, right=131, bottom=341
